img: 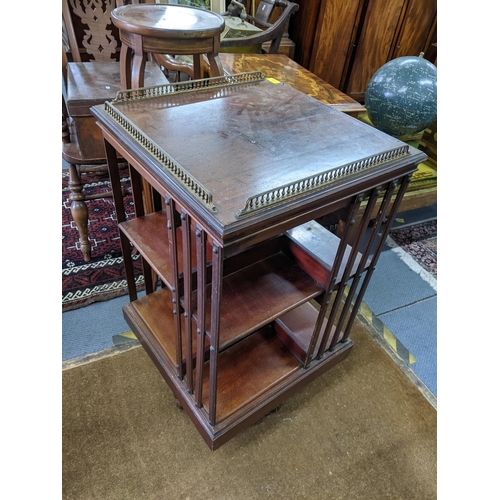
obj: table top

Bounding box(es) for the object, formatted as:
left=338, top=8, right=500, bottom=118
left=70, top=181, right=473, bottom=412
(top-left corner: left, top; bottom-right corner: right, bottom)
left=92, top=74, right=425, bottom=240
left=66, top=62, right=167, bottom=113
left=219, top=53, right=365, bottom=116
left=111, top=4, right=225, bottom=39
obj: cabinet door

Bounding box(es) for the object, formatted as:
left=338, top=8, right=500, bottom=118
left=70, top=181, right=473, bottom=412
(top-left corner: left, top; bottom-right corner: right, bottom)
left=390, top=0, right=437, bottom=61
left=309, top=0, right=365, bottom=90
left=282, top=0, right=322, bottom=69
left=345, top=0, right=405, bottom=100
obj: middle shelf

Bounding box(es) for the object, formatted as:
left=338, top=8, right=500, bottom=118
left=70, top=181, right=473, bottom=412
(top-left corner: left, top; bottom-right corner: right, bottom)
left=189, top=251, right=324, bottom=350
left=119, top=209, right=369, bottom=353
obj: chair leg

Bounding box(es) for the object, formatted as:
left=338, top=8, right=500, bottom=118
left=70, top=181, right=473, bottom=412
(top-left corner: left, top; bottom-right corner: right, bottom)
left=67, top=163, right=92, bottom=262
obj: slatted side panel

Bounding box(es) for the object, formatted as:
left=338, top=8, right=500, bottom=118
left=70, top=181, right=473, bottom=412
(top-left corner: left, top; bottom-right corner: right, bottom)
left=305, top=173, right=413, bottom=366
left=165, top=196, right=183, bottom=379
left=168, top=197, right=221, bottom=425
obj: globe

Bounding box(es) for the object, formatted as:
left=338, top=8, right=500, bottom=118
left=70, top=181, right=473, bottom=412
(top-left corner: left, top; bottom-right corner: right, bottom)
left=364, top=54, right=437, bottom=137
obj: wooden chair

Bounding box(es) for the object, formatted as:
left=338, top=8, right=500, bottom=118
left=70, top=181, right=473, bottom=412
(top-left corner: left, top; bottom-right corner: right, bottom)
left=157, top=0, right=300, bottom=83
left=220, top=0, right=299, bottom=55
left=62, top=0, right=168, bottom=262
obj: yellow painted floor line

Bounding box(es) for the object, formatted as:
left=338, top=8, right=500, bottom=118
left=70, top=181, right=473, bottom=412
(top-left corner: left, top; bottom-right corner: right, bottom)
left=119, top=331, right=137, bottom=339
left=112, top=331, right=138, bottom=345
left=358, top=301, right=416, bottom=365
left=111, top=292, right=416, bottom=366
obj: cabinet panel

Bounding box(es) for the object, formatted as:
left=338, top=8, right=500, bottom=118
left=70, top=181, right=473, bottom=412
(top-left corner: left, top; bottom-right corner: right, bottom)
left=345, top=0, right=405, bottom=99
left=290, top=0, right=437, bottom=101
left=392, top=0, right=437, bottom=59
left=286, top=0, right=322, bottom=69
left=310, top=0, right=363, bottom=90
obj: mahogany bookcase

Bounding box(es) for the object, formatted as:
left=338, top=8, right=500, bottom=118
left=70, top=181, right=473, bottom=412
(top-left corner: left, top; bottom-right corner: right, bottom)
left=91, top=73, right=426, bottom=450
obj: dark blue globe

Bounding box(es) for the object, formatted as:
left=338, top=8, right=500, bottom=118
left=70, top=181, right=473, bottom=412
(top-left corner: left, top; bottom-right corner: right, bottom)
left=365, top=55, right=437, bottom=137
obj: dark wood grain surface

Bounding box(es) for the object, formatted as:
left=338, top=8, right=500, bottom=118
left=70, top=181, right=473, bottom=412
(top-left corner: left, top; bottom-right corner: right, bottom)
left=289, top=0, right=437, bottom=101
left=94, top=74, right=427, bottom=449
left=94, top=78, right=419, bottom=231
left=219, top=53, right=365, bottom=115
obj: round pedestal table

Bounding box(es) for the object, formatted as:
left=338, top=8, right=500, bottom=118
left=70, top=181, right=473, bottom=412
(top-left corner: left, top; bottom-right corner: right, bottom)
left=111, top=3, right=225, bottom=89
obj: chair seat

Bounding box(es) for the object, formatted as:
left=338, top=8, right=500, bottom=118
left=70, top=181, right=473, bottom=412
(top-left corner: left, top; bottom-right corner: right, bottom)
left=66, top=61, right=168, bottom=160
left=62, top=140, right=106, bottom=165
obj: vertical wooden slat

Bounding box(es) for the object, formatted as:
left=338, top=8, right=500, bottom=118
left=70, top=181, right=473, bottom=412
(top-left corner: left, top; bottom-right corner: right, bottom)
left=181, top=211, right=193, bottom=393
left=321, top=185, right=382, bottom=353
left=208, top=243, right=223, bottom=425
left=165, top=195, right=183, bottom=379
left=303, top=194, right=362, bottom=368
left=341, top=180, right=399, bottom=341
left=194, top=226, right=207, bottom=408
left=105, top=139, right=137, bottom=301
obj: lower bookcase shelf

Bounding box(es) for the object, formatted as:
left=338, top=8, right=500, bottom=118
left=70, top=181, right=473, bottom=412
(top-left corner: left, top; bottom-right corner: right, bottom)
left=120, top=214, right=367, bottom=449
left=123, top=286, right=209, bottom=369
left=200, top=326, right=302, bottom=423
left=124, top=296, right=353, bottom=450
left=274, top=300, right=346, bottom=363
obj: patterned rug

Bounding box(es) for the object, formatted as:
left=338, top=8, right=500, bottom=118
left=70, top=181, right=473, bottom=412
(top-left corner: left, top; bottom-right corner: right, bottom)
left=389, top=219, right=437, bottom=279
left=63, top=169, right=437, bottom=310
left=62, top=170, right=144, bottom=311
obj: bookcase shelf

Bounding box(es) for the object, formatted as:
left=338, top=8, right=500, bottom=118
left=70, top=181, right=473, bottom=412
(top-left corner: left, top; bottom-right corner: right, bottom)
left=190, top=251, right=324, bottom=350
left=119, top=210, right=213, bottom=290
left=92, top=74, right=425, bottom=450
left=200, top=325, right=302, bottom=424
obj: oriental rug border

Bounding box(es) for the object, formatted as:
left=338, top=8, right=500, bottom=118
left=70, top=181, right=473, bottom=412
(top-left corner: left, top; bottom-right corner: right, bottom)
left=388, top=219, right=437, bottom=280
left=62, top=170, right=144, bottom=312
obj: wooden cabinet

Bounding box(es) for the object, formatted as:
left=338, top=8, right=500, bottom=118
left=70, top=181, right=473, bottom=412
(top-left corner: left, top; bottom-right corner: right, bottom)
left=92, top=73, right=426, bottom=450
left=288, top=0, right=436, bottom=102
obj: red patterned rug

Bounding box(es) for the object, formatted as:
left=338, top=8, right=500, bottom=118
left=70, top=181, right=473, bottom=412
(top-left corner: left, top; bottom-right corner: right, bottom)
left=62, top=169, right=144, bottom=311
left=63, top=169, right=437, bottom=310
left=389, top=219, right=437, bottom=279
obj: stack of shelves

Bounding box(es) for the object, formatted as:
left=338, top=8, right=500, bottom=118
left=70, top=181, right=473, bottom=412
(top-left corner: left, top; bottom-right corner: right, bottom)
left=91, top=73, right=426, bottom=449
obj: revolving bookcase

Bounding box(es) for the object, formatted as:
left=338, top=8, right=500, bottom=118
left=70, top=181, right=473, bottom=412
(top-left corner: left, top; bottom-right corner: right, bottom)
left=91, top=73, right=426, bottom=450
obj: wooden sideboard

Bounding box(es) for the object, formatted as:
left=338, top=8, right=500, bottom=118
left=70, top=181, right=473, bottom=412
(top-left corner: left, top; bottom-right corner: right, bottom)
left=219, top=53, right=365, bottom=116
left=92, top=73, right=426, bottom=449
left=288, top=0, right=437, bottom=102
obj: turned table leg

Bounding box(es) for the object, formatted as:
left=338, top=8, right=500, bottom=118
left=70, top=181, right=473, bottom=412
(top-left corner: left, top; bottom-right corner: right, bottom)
left=67, top=163, right=91, bottom=262
left=120, top=44, right=132, bottom=90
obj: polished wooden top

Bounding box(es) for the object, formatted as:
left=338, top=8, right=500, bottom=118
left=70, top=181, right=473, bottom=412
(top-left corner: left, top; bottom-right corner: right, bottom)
left=111, top=4, right=225, bottom=39
left=65, top=62, right=167, bottom=113
left=219, top=53, right=365, bottom=116
left=92, top=75, right=425, bottom=240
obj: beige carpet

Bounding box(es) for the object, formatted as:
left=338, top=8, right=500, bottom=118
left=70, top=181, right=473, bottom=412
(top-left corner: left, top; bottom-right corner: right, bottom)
left=62, top=317, right=436, bottom=500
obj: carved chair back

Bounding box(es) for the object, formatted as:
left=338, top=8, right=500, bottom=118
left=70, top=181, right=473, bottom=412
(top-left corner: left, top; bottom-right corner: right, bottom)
left=221, top=0, right=299, bottom=54
left=62, top=0, right=164, bottom=264
left=62, top=0, right=154, bottom=64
